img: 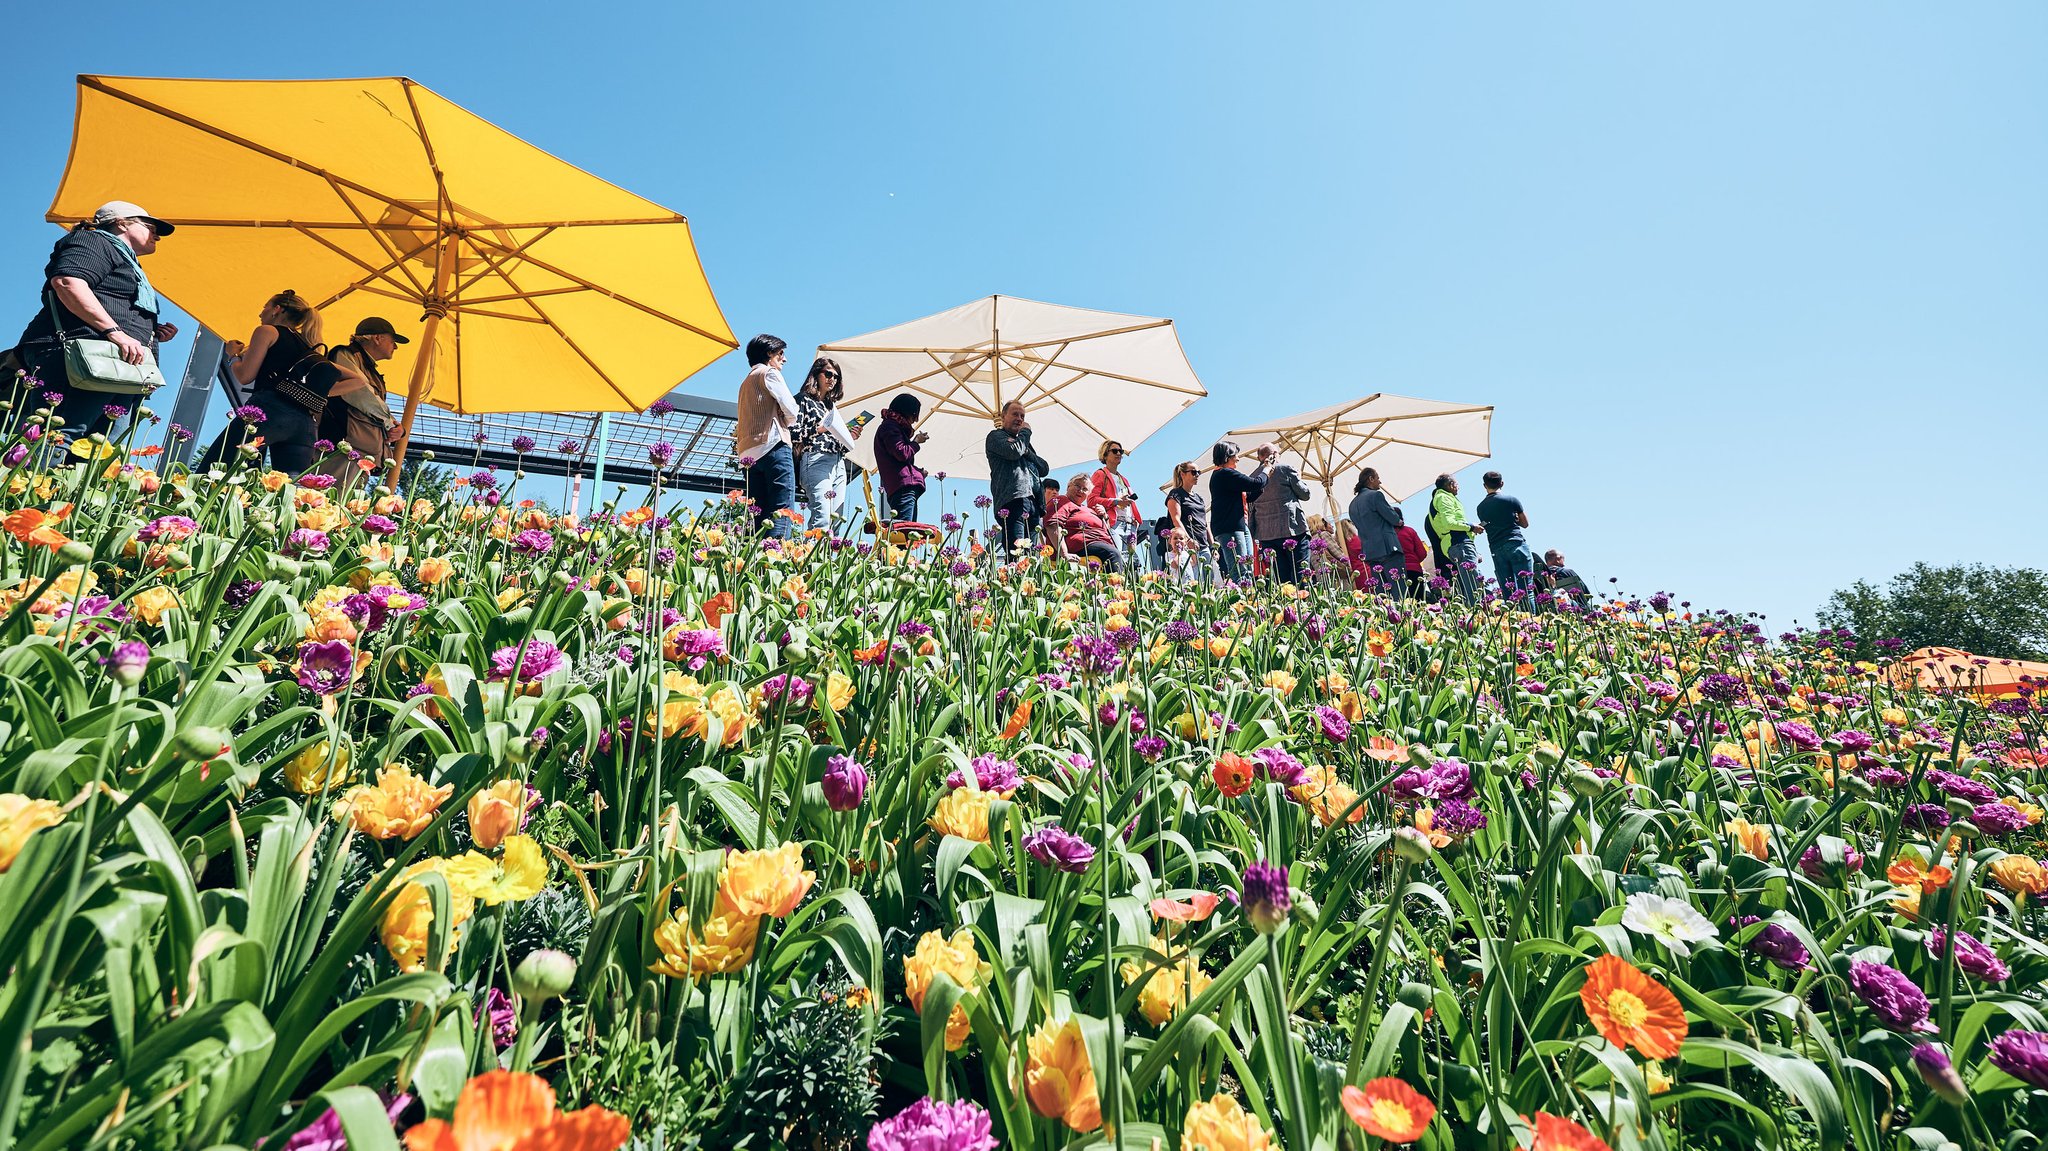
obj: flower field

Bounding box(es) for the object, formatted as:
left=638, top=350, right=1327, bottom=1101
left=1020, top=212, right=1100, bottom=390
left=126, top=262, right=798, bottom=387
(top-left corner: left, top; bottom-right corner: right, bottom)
left=4, top=417, right=2048, bottom=1151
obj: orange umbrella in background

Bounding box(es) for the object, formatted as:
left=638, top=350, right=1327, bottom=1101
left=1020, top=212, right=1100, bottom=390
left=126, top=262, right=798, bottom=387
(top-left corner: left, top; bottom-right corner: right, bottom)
left=1891, top=646, right=2048, bottom=698
left=45, top=75, right=736, bottom=475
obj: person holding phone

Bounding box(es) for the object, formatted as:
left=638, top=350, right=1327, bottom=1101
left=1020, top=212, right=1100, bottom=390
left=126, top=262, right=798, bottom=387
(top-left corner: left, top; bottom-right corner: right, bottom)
left=874, top=392, right=928, bottom=525
left=1207, top=440, right=1273, bottom=583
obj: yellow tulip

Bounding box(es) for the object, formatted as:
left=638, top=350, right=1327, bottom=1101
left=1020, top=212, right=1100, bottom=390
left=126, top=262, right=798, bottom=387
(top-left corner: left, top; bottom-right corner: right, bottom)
left=283, top=740, right=354, bottom=794
left=1025, top=1017, right=1101, bottom=1132
left=0, top=794, right=65, bottom=871
left=650, top=893, right=761, bottom=981
left=337, top=765, right=453, bottom=840
left=903, top=929, right=982, bottom=1051
left=1183, top=1093, right=1272, bottom=1151
left=718, top=841, right=816, bottom=918
left=381, top=859, right=475, bottom=972
left=929, top=789, right=993, bottom=843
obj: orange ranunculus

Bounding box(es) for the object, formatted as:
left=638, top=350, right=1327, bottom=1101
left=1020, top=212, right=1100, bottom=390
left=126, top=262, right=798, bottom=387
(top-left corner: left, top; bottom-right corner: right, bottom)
left=3, top=504, right=73, bottom=550
left=1367, top=628, right=1394, bottom=658
left=337, top=765, right=454, bottom=840
left=1001, top=697, right=1033, bottom=740
left=1579, top=954, right=1687, bottom=1059
left=416, top=556, right=455, bottom=586
left=467, top=779, right=530, bottom=851
left=701, top=590, right=736, bottom=627
left=1342, top=1078, right=1436, bottom=1143
left=1528, top=1111, right=1614, bottom=1151
left=402, top=1069, right=629, bottom=1151
left=1725, top=818, right=1770, bottom=862
left=1212, top=752, right=1255, bottom=797
left=1024, top=1016, right=1102, bottom=1132
left=1150, top=892, right=1221, bottom=924
left=718, top=841, right=816, bottom=917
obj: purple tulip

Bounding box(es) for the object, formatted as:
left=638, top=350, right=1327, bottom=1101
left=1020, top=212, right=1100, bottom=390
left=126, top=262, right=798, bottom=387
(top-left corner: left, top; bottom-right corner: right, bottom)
left=821, top=755, right=868, bottom=812
left=1927, top=928, right=2010, bottom=983
left=1023, top=825, right=1096, bottom=873
left=295, top=640, right=357, bottom=695
left=1242, top=860, right=1292, bottom=934
left=1990, top=1030, right=2048, bottom=1088
left=1848, top=960, right=1936, bottom=1034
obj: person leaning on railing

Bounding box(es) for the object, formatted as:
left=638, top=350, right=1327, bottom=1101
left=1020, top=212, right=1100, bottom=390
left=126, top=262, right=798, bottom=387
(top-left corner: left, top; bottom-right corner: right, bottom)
left=6, top=200, right=179, bottom=438
left=197, top=290, right=356, bottom=474
left=318, top=316, right=409, bottom=479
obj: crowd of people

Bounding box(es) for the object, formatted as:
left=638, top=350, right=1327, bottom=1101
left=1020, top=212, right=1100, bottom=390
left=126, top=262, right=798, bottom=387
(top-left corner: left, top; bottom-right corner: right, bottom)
left=733, top=332, right=1591, bottom=604
left=4, top=200, right=409, bottom=479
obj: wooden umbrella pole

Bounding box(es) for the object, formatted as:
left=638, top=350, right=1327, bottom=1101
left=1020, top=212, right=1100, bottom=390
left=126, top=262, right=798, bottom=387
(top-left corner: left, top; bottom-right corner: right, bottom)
left=387, top=229, right=458, bottom=489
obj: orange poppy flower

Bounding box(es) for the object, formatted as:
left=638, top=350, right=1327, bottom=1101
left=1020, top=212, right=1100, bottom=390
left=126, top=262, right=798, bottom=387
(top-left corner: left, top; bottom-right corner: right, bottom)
left=1529, top=1112, right=1614, bottom=1151
left=1001, top=697, right=1033, bottom=740
left=1364, top=735, right=1409, bottom=763
left=1886, top=856, right=1953, bottom=894
left=1212, top=752, right=1255, bottom=797
left=3, top=504, right=74, bottom=551
left=618, top=506, right=654, bottom=528
left=854, top=638, right=891, bottom=666
left=1341, top=1078, right=1435, bottom=1143
left=1366, top=629, right=1394, bottom=657
left=402, top=1069, right=629, bottom=1151
left=1149, top=892, right=1221, bottom=923
left=701, top=591, right=736, bottom=628
left=1579, top=953, right=1687, bottom=1059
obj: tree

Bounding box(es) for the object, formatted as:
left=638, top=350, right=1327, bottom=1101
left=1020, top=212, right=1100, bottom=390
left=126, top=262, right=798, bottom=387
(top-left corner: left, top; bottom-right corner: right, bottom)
left=1818, top=562, right=2048, bottom=661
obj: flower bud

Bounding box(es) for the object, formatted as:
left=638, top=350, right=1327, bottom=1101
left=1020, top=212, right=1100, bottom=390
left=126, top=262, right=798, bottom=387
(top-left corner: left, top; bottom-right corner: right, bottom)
left=1568, top=769, right=1608, bottom=798
left=1913, top=1043, right=1969, bottom=1105
left=512, top=949, right=577, bottom=1002
left=175, top=724, right=230, bottom=763
left=1391, top=826, right=1433, bottom=863
left=56, top=541, right=94, bottom=566
left=104, top=641, right=150, bottom=688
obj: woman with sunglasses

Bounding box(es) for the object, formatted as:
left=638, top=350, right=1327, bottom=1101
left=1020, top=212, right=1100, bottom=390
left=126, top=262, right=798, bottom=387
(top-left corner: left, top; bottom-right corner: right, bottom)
left=198, top=289, right=358, bottom=474
left=1086, top=439, right=1143, bottom=566
left=792, top=357, right=859, bottom=534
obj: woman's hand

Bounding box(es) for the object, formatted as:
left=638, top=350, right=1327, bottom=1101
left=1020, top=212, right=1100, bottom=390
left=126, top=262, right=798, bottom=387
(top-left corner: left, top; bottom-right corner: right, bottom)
left=223, top=339, right=247, bottom=359
left=153, top=321, right=179, bottom=342
left=109, top=330, right=148, bottom=365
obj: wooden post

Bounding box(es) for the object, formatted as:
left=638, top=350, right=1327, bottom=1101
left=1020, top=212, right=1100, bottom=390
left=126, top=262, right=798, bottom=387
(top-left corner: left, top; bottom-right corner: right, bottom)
left=387, top=227, right=457, bottom=489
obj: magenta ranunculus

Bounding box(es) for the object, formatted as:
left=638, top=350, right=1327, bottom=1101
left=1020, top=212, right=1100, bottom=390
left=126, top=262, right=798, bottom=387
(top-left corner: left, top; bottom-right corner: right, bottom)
left=866, top=1096, right=997, bottom=1151
left=1022, top=825, right=1096, bottom=873
left=1848, top=960, right=1936, bottom=1033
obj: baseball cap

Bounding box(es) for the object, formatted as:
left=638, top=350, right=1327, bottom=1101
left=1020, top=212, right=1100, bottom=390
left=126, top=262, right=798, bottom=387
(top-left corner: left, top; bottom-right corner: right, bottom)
left=353, top=316, right=411, bottom=344
left=91, top=201, right=175, bottom=235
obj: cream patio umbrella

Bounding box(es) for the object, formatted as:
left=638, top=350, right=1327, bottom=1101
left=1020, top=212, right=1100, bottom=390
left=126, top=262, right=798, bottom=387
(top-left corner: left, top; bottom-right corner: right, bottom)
left=45, top=75, right=736, bottom=476
left=1227, top=393, right=1493, bottom=522
left=820, top=295, right=1206, bottom=482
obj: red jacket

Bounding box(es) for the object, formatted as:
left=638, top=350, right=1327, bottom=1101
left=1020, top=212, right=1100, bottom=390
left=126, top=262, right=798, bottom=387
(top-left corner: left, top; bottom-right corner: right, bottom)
left=1398, top=525, right=1427, bottom=572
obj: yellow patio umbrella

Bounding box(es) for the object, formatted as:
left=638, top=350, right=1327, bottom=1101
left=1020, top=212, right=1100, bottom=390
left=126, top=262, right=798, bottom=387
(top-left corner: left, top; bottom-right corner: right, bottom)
left=1227, top=392, right=1493, bottom=523
left=45, top=75, right=736, bottom=471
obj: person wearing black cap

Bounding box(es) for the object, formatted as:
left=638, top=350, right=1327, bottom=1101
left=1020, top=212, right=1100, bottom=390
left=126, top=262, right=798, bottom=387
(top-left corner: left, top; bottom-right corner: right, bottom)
left=320, top=316, right=408, bottom=479
left=6, top=200, right=178, bottom=437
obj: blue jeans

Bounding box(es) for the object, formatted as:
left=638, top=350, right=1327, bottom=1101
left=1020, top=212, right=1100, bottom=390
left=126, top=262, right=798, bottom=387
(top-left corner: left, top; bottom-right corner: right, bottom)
left=885, top=485, right=921, bottom=524
left=796, top=449, right=847, bottom=535
left=998, top=496, right=1036, bottom=554
left=1216, top=528, right=1252, bottom=582
left=746, top=442, right=796, bottom=539
left=1492, top=545, right=1535, bottom=605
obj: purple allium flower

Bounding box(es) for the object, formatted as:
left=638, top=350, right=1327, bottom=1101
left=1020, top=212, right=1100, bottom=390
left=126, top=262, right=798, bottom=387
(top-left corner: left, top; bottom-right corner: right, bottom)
left=488, top=639, right=567, bottom=684
left=650, top=398, right=677, bottom=417
left=1133, top=734, right=1168, bottom=761
left=1251, top=747, right=1308, bottom=787
left=1315, top=705, right=1352, bottom=743
left=648, top=441, right=675, bottom=467
left=949, top=560, right=972, bottom=577
left=465, top=469, right=498, bottom=491
left=1242, top=860, right=1292, bottom=933
left=653, top=546, right=677, bottom=568
left=1023, top=825, right=1096, bottom=873
left=1902, top=804, right=1952, bottom=833
left=1162, top=620, right=1199, bottom=644
left=295, top=640, right=356, bottom=695
left=1971, top=802, right=2031, bottom=837
left=971, top=493, right=992, bottom=509
left=1990, top=1030, right=2048, bottom=1088
left=233, top=404, right=268, bottom=424
left=1744, top=922, right=1811, bottom=971
left=472, top=430, right=490, bottom=445
left=822, top=755, right=868, bottom=812
left=1848, top=960, right=1936, bottom=1033
left=866, top=1097, right=997, bottom=1151
left=1913, top=1043, right=1969, bottom=1104
left=1928, top=928, right=2010, bottom=983
left=103, top=640, right=151, bottom=686
left=510, top=435, right=537, bottom=454
left=1699, top=673, right=1744, bottom=703
left=896, top=619, right=933, bottom=640
left=278, top=1092, right=413, bottom=1151
left=1773, top=720, right=1822, bottom=752
left=947, top=754, right=1022, bottom=794
left=1064, top=631, right=1123, bottom=678
left=558, top=438, right=582, bottom=455
left=477, top=987, right=517, bottom=1048
left=512, top=528, right=554, bottom=556
left=168, top=422, right=192, bottom=442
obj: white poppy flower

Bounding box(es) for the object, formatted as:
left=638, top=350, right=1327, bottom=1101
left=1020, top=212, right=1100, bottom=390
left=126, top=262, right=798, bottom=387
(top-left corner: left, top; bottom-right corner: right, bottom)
left=1620, top=891, right=1719, bottom=957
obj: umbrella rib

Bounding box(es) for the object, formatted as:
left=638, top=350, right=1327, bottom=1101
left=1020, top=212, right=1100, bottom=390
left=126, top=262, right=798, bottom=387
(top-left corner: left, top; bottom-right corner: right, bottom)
left=456, top=231, right=637, bottom=408
left=462, top=229, right=737, bottom=350
left=995, top=319, right=1176, bottom=353
left=324, top=174, right=431, bottom=298
left=451, top=307, right=551, bottom=324
left=45, top=215, right=694, bottom=230
left=452, top=226, right=559, bottom=300
left=301, top=226, right=438, bottom=310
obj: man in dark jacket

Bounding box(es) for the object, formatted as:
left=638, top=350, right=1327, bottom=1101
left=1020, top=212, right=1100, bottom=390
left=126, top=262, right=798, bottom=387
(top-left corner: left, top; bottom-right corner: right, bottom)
left=1207, top=440, right=1272, bottom=583
left=984, top=400, right=1049, bottom=557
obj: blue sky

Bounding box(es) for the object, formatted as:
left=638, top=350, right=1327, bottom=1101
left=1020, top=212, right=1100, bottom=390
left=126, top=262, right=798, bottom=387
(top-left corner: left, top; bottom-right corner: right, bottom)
left=4, top=2, right=2043, bottom=625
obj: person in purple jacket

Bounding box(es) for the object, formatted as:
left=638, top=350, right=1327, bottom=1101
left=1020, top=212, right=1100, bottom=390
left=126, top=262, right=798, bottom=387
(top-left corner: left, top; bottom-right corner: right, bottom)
left=873, top=392, right=929, bottom=524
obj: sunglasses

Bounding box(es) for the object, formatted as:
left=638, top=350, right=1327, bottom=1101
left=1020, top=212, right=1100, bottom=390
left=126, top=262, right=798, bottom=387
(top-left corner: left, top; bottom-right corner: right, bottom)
left=1107, top=447, right=1125, bottom=455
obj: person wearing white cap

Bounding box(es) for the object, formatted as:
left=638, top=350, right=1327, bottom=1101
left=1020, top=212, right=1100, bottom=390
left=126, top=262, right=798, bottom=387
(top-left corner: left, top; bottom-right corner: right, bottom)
left=6, top=200, right=179, bottom=436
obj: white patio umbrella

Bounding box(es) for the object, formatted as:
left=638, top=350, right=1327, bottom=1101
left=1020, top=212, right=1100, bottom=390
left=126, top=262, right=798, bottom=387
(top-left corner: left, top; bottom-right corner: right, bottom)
left=1227, top=393, right=1493, bottom=522
left=820, top=295, right=1206, bottom=482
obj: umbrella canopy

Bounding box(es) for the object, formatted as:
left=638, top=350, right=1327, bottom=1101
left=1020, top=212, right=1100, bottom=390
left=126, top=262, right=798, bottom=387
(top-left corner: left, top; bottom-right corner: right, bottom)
left=47, top=75, right=736, bottom=466
left=1891, top=647, right=2048, bottom=699
left=819, top=295, right=1205, bottom=482
left=1227, top=393, right=1492, bottom=516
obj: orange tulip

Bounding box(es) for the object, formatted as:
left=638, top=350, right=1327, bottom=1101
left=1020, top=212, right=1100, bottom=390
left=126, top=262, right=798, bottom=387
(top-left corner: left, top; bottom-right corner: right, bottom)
left=1001, top=697, right=1033, bottom=740
left=1528, top=1112, right=1614, bottom=1151
left=1579, top=954, right=1687, bottom=1059
left=402, top=1069, right=628, bottom=1151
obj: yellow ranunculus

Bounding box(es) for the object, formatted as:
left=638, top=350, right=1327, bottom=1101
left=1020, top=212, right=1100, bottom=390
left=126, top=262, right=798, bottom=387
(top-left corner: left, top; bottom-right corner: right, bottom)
left=1262, top=670, right=1298, bottom=695
left=130, top=586, right=181, bottom=626
left=467, top=779, right=530, bottom=850
left=337, top=765, right=453, bottom=839
left=443, top=834, right=548, bottom=905
left=1290, top=765, right=1365, bottom=828
left=1122, top=933, right=1213, bottom=1026
left=381, top=859, right=476, bottom=972
left=718, top=841, right=816, bottom=918
left=1025, top=1017, right=1102, bottom=1132
left=1725, top=818, right=1770, bottom=862
left=646, top=672, right=708, bottom=739
left=650, top=892, right=761, bottom=980
left=929, top=788, right=993, bottom=843
left=1183, top=1093, right=1272, bottom=1151
left=283, top=740, right=354, bottom=794
left=1987, top=855, right=2048, bottom=901
left=903, top=929, right=982, bottom=1051
left=0, top=793, right=66, bottom=871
